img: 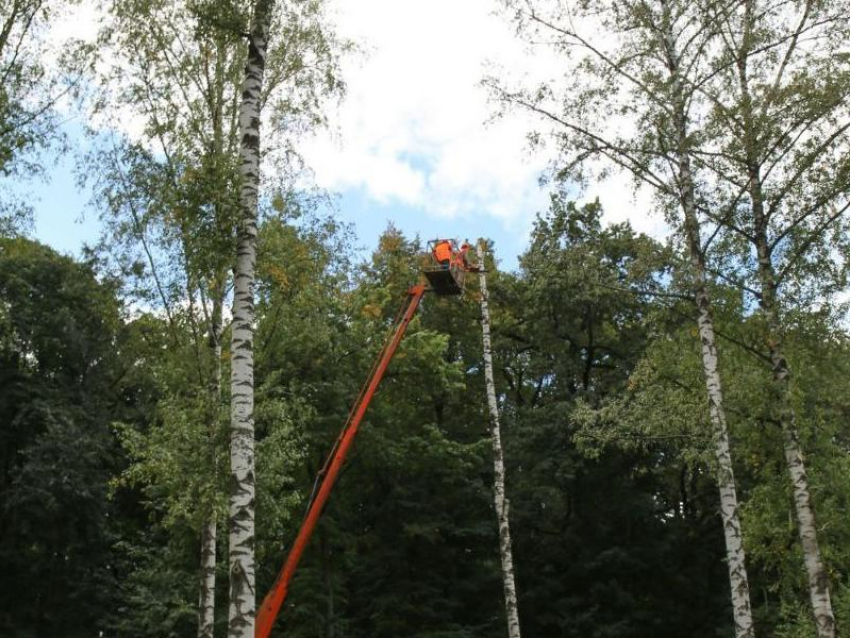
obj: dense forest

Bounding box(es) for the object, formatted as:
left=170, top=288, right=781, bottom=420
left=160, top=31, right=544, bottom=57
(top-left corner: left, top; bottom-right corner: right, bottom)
left=2, top=1, right=850, bottom=638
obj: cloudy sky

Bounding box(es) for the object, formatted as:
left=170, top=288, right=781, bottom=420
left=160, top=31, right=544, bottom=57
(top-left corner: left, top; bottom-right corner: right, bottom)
left=25, top=0, right=660, bottom=270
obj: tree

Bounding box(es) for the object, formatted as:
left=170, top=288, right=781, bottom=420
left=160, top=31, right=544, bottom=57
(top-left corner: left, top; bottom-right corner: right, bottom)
left=12, top=214, right=842, bottom=635
left=222, top=1, right=346, bottom=631
left=506, top=198, right=736, bottom=637
left=477, top=240, right=522, bottom=638
left=491, top=2, right=755, bottom=632
left=91, top=138, right=233, bottom=638
left=227, top=2, right=274, bottom=634
left=694, top=3, right=850, bottom=632
left=252, top=226, right=505, bottom=637
left=0, top=237, right=154, bottom=636
left=93, top=2, right=250, bottom=625
left=94, top=1, right=346, bottom=633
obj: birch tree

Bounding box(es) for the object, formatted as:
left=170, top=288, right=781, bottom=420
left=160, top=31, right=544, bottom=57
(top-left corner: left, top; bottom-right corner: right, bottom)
left=94, top=0, right=243, bottom=620
left=90, top=139, right=232, bottom=638
left=97, top=4, right=252, bottom=628
left=694, top=1, right=850, bottom=633
left=477, top=241, right=522, bottom=638
left=96, top=1, right=346, bottom=633
left=491, top=1, right=755, bottom=633
left=223, top=2, right=346, bottom=633
left=227, top=1, right=273, bottom=635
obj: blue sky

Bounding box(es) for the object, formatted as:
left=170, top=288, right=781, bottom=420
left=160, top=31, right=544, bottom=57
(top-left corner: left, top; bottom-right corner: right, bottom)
left=329, top=183, right=534, bottom=271
left=25, top=167, right=535, bottom=272
left=30, top=139, right=100, bottom=255
left=19, top=121, right=536, bottom=272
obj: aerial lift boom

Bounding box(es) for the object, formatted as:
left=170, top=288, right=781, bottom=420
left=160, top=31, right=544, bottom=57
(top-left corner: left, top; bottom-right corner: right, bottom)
left=255, top=284, right=426, bottom=638
left=256, top=239, right=473, bottom=638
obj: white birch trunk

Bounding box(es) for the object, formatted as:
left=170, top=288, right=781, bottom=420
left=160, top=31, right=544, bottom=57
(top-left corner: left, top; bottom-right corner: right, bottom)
left=783, top=426, right=834, bottom=637
left=677, top=142, right=755, bottom=638
left=198, top=516, right=218, bottom=638
left=691, top=269, right=755, bottom=638
left=228, top=2, right=273, bottom=636
left=662, top=15, right=755, bottom=633
left=199, top=295, right=224, bottom=638
left=732, top=12, right=835, bottom=619
left=477, top=245, right=522, bottom=638
left=749, top=175, right=835, bottom=638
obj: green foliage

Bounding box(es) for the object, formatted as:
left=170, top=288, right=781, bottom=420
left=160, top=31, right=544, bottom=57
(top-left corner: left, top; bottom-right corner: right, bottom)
left=574, top=253, right=850, bottom=636
left=494, top=200, right=735, bottom=638
left=114, top=391, right=227, bottom=529
left=4, top=191, right=850, bottom=638
left=6, top=0, right=849, bottom=635
left=729, top=314, right=850, bottom=636
left=0, top=237, right=149, bottom=636
left=106, top=530, right=200, bottom=638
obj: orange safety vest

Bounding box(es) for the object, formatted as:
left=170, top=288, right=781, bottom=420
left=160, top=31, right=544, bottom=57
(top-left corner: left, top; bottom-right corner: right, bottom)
left=434, top=241, right=452, bottom=262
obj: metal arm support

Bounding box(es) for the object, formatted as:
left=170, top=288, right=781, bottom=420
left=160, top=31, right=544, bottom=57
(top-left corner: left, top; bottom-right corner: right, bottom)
left=255, top=284, right=428, bottom=638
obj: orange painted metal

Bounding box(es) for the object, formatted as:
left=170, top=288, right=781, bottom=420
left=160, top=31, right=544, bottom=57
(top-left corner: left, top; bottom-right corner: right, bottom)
left=255, top=284, right=428, bottom=638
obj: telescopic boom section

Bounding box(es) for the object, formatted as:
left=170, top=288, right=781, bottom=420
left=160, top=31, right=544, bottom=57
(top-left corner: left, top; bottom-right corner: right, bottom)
left=255, top=284, right=428, bottom=638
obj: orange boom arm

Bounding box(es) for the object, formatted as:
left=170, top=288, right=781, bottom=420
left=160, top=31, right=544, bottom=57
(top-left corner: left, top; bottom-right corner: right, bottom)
left=255, top=283, right=428, bottom=638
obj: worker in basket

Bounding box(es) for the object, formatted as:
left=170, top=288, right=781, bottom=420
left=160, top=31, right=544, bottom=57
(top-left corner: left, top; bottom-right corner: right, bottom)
left=433, top=239, right=453, bottom=269
left=457, top=241, right=473, bottom=270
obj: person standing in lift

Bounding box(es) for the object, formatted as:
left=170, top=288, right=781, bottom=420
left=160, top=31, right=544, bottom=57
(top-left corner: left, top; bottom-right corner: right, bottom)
left=433, top=239, right=453, bottom=269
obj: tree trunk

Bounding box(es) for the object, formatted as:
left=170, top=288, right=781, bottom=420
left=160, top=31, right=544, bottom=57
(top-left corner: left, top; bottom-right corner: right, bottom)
left=228, top=2, right=273, bottom=637
left=199, top=292, right=225, bottom=638
left=781, top=424, right=834, bottom=638
left=664, top=16, right=755, bottom=634
left=477, top=246, right=522, bottom=638
left=680, top=179, right=755, bottom=638
left=729, top=9, right=836, bottom=623
left=749, top=168, right=835, bottom=638
left=198, top=516, right=218, bottom=638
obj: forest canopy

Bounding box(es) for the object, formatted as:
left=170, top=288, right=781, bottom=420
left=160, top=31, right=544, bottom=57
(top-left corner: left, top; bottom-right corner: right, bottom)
left=2, top=1, right=850, bottom=638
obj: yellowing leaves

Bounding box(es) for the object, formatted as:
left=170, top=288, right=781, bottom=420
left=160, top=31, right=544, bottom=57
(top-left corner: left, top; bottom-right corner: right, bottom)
left=361, top=303, right=382, bottom=319
left=378, top=231, right=404, bottom=253
left=266, top=264, right=290, bottom=290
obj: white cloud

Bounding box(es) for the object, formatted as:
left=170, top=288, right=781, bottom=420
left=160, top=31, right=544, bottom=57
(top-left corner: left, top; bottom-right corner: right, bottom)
left=46, top=0, right=667, bottom=244
left=301, top=0, right=556, bottom=231
left=581, top=172, right=669, bottom=240
left=52, top=2, right=101, bottom=44
left=44, top=2, right=151, bottom=140
left=301, top=0, right=670, bottom=245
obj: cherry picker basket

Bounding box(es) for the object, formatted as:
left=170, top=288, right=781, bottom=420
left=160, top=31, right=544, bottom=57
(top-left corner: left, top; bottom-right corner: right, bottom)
left=423, top=239, right=466, bottom=296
